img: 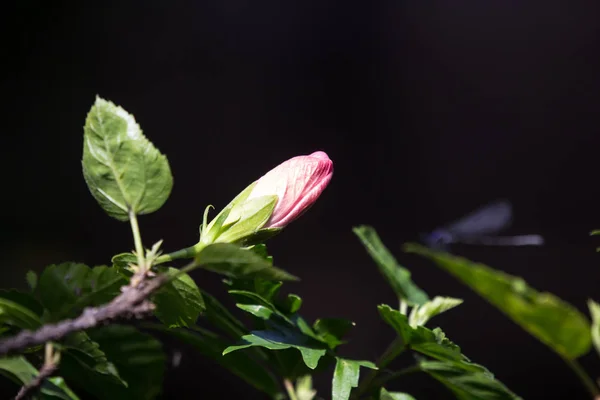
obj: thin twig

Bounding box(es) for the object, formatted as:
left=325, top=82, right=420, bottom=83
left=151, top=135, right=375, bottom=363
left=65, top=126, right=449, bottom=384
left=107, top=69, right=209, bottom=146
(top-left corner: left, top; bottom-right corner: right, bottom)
left=0, top=270, right=168, bottom=357
left=14, top=361, right=58, bottom=400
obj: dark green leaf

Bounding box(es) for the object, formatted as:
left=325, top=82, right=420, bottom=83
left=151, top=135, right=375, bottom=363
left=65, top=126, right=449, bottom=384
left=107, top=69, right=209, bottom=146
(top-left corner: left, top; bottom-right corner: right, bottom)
left=419, top=360, right=521, bottom=400
left=408, top=296, right=463, bottom=328
left=223, top=329, right=327, bottom=370
left=82, top=96, right=173, bottom=220
left=331, top=358, right=377, bottom=400
left=26, top=271, right=38, bottom=291
left=0, top=356, right=80, bottom=400
left=37, top=263, right=126, bottom=320
left=197, top=243, right=298, bottom=281
left=111, top=253, right=137, bottom=277
left=228, top=290, right=292, bottom=323
left=353, top=226, right=428, bottom=305
left=313, top=318, right=355, bottom=348
left=588, top=299, right=600, bottom=357
left=147, top=324, right=282, bottom=397
left=152, top=267, right=204, bottom=328
left=200, top=290, right=247, bottom=339
left=378, top=305, right=520, bottom=400
left=404, top=243, right=592, bottom=359
left=0, top=290, right=42, bottom=330
left=380, top=387, right=416, bottom=400
left=247, top=244, right=274, bottom=265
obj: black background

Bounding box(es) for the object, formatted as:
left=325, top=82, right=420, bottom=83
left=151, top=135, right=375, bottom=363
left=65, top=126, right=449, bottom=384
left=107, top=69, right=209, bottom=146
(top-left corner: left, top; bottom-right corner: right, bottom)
left=2, top=1, right=600, bottom=399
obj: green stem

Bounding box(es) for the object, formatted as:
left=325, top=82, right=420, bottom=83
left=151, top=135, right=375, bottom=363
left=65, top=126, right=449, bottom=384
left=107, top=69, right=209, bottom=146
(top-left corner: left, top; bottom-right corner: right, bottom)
left=371, top=365, right=421, bottom=388
left=561, top=356, right=600, bottom=398
left=283, top=379, right=298, bottom=400
left=155, top=245, right=199, bottom=265
left=128, top=210, right=145, bottom=268
left=353, top=337, right=405, bottom=398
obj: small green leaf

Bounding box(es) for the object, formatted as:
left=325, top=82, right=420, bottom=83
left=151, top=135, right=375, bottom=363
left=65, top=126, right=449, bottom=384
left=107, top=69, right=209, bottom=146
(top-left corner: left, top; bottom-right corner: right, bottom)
left=353, top=226, right=428, bottom=305
left=404, top=243, right=592, bottom=359
left=408, top=296, right=463, bottom=328
left=82, top=96, right=173, bottom=220
left=197, top=243, right=298, bottom=281
left=331, top=358, right=377, bottom=400
left=296, top=375, right=317, bottom=400
left=237, top=304, right=274, bottom=320
left=147, top=324, right=281, bottom=397
left=224, top=329, right=327, bottom=370
left=152, top=267, right=204, bottom=328
left=313, top=318, right=355, bottom=348
left=37, top=263, right=126, bottom=320
left=0, top=290, right=42, bottom=330
left=0, top=356, right=80, bottom=400
left=380, top=387, right=416, bottom=400
left=26, top=271, right=38, bottom=291
left=588, top=299, right=600, bottom=357
left=419, top=360, right=521, bottom=400
left=283, top=294, right=303, bottom=314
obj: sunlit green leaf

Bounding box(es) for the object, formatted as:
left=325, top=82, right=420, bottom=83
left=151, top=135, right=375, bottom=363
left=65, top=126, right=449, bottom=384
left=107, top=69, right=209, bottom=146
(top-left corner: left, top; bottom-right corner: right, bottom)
left=380, top=387, right=416, bottom=400
left=331, top=358, right=377, bottom=400
left=217, top=195, right=278, bottom=244
left=404, top=243, right=592, bottom=359
left=197, top=243, right=298, bottom=281
left=82, top=96, right=173, bottom=220
left=37, top=263, right=126, bottom=320
left=353, top=226, right=428, bottom=305
left=408, top=296, right=463, bottom=328
left=588, top=299, right=600, bottom=357
left=152, top=267, right=204, bottom=328
left=296, top=375, right=317, bottom=400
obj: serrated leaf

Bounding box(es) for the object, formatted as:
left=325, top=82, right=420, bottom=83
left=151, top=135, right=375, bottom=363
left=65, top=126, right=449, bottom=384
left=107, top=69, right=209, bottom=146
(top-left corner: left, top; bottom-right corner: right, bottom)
left=404, top=243, right=592, bottom=359
left=37, top=263, right=126, bottom=320
left=197, top=243, right=298, bottom=281
left=408, top=296, right=463, bottom=328
left=419, top=360, right=521, bottom=400
left=380, top=387, right=416, bottom=400
left=588, top=299, right=600, bottom=357
left=152, top=267, right=204, bottom=328
left=82, top=96, right=173, bottom=220
left=0, top=290, right=42, bottom=330
left=378, top=305, right=520, bottom=400
left=331, top=358, right=377, bottom=400
left=223, top=329, right=327, bottom=370
left=353, top=226, right=428, bottom=305
left=0, top=356, right=80, bottom=400
left=147, top=324, right=282, bottom=397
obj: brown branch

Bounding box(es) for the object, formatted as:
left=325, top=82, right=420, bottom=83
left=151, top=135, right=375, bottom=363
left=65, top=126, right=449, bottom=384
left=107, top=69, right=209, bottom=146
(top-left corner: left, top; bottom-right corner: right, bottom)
left=0, top=271, right=168, bottom=357
left=14, top=361, right=58, bottom=400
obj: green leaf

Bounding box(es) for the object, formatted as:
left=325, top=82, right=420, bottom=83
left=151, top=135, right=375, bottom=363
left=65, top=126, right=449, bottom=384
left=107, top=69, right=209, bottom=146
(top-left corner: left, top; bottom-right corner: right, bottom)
left=353, top=226, right=428, bottom=306
left=217, top=195, right=278, bottom=244
left=223, top=329, right=327, bottom=370
left=197, top=243, right=299, bottom=281
left=313, top=318, right=355, bottom=348
left=588, top=299, right=600, bottom=357
left=111, top=253, right=137, bottom=276
left=62, top=326, right=165, bottom=400
left=408, top=296, right=463, bottom=328
left=152, top=267, right=204, bottom=328
left=82, top=96, right=173, bottom=220
left=283, top=294, right=303, bottom=314
left=296, top=375, right=317, bottom=400
left=0, top=290, right=42, bottom=330
left=200, top=291, right=247, bottom=339
left=228, top=290, right=292, bottom=323
left=147, top=324, right=282, bottom=398
left=236, top=304, right=274, bottom=320
left=404, top=243, right=592, bottom=359
left=378, top=305, right=520, bottom=400
left=0, top=356, right=80, bottom=400
left=331, top=358, right=377, bottom=400
left=26, top=271, right=38, bottom=291
left=419, top=360, right=521, bottom=400
left=37, top=263, right=126, bottom=320
left=380, top=387, right=416, bottom=400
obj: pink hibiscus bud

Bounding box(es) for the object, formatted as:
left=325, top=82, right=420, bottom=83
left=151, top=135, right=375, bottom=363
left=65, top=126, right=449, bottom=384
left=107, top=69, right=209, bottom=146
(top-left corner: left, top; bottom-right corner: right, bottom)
left=246, top=151, right=333, bottom=229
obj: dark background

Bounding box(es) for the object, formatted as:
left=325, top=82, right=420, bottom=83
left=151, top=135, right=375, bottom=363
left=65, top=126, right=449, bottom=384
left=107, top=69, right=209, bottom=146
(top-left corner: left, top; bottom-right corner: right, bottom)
left=2, top=1, right=600, bottom=399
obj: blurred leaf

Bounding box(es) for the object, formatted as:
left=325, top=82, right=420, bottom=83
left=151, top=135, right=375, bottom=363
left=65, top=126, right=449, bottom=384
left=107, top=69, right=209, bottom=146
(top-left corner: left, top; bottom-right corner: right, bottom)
left=152, top=267, right=204, bottom=328
left=248, top=244, right=274, bottom=264
left=223, top=329, right=327, bottom=370
left=378, top=305, right=520, bottom=400
left=82, top=96, right=173, bottom=221
left=313, top=318, right=355, bottom=348
left=588, top=299, right=600, bottom=357
left=0, top=356, right=80, bottom=400
left=200, top=291, right=247, bottom=339
left=331, top=358, right=377, bottom=400
left=408, top=296, right=463, bottom=328
left=419, top=360, right=521, bottom=400
left=37, top=263, right=126, bottom=320
left=353, top=226, right=428, bottom=305
left=296, top=375, right=317, bottom=400
left=26, top=271, right=38, bottom=291
left=147, top=324, right=282, bottom=398
left=197, top=243, right=298, bottom=281
left=380, top=387, right=416, bottom=400
left=404, top=243, right=592, bottom=359
left=0, top=290, right=42, bottom=330
left=111, top=253, right=137, bottom=276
